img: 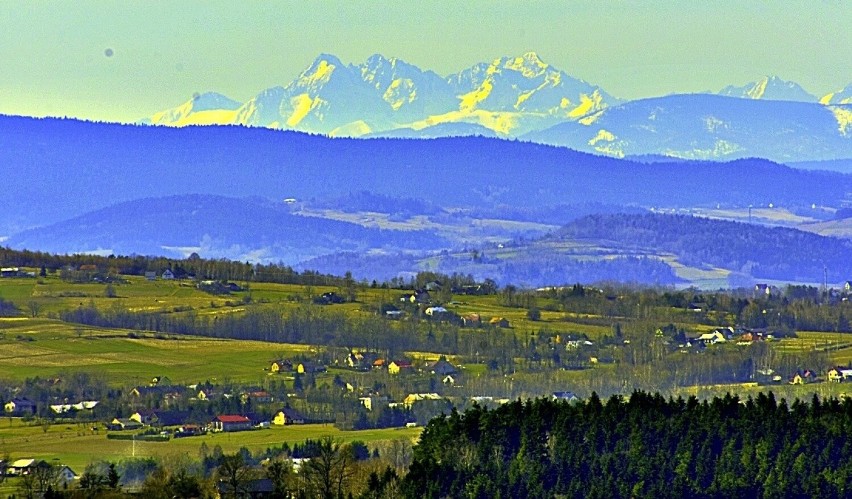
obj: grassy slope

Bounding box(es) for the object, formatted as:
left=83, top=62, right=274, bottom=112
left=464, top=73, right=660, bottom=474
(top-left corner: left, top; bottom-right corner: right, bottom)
left=0, top=418, right=420, bottom=474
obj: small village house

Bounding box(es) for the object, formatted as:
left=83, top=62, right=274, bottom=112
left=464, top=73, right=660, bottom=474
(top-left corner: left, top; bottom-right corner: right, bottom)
left=358, top=395, right=389, bottom=412
left=296, top=361, right=327, bottom=374
left=270, top=359, right=292, bottom=373
left=429, top=358, right=458, bottom=376
left=828, top=367, right=852, bottom=382
left=489, top=317, right=510, bottom=328
left=272, top=407, right=306, bottom=425
left=241, top=390, right=273, bottom=404
left=462, top=313, right=481, bottom=328
left=109, top=418, right=144, bottom=431
left=553, top=391, right=579, bottom=402
left=211, top=415, right=252, bottom=432
left=403, top=393, right=442, bottom=407
left=4, top=397, right=36, bottom=416
left=388, top=360, right=413, bottom=375
left=56, top=465, right=79, bottom=486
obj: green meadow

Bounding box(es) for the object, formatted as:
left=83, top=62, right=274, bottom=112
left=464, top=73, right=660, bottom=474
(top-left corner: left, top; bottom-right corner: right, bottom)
left=0, top=318, right=317, bottom=386
left=0, top=418, right=420, bottom=480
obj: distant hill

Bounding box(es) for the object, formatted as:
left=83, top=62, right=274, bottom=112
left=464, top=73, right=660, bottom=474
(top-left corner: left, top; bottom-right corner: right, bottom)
left=2, top=116, right=851, bottom=236
left=4, top=194, right=448, bottom=264
left=786, top=158, right=852, bottom=173
left=555, top=213, right=852, bottom=283
left=524, top=94, right=852, bottom=163
left=300, top=211, right=852, bottom=288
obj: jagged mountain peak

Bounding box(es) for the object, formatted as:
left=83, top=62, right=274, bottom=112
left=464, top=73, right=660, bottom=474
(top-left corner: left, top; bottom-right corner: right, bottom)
left=148, top=91, right=241, bottom=126
left=188, top=92, right=241, bottom=111
left=294, top=54, right=349, bottom=88
left=719, top=76, right=817, bottom=102
left=145, top=52, right=617, bottom=135
left=361, top=53, right=417, bottom=81
left=364, top=53, right=398, bottom=66
left=497, top=51, right=550, bottom=78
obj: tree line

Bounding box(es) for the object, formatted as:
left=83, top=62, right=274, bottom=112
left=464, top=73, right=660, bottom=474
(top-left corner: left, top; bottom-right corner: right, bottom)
left=403, top=391, right=852, bottom=498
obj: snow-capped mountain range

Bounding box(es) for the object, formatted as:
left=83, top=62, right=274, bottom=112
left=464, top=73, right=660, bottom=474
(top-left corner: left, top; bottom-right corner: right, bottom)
left=144, top=52, right=617, bottom=137
left=143, top=53, right=852, bottom=162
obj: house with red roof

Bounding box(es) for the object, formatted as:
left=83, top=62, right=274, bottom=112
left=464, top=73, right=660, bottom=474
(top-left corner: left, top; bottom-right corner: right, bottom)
left=210, top=415, right=252, bottom=432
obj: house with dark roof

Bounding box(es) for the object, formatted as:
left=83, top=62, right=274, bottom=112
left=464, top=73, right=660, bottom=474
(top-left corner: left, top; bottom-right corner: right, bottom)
left=388, top=360, right=413, bottom=375
left=296, top=361, right=327, bottom=374
left=429, top=358, right=458, bottom=376
left=273, top=407, right=306, bottom=425
left=4, top=397, right=36, bottom=416
left=270, top=359, right=292, bottom=373
left=108, top=418, right=144, bottom=431
left=130, top=409, right=190, bottom=427
left=241, top=390, right=273, bottom=404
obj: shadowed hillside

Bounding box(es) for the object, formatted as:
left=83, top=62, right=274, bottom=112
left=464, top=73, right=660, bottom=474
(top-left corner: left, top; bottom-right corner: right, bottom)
left=1, top=116, right=850, bottom=235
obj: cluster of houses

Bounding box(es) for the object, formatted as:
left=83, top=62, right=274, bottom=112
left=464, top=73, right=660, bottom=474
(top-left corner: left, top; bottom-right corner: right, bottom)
left=0, top=267, right=35, bottom=278
left=392, top=290, right=510, bottom=328
left=0, top=459, right=77, bottom=485
left=340, top=353, right=459, bottom=383
left=269, top=359, right=328, bottom=375
left=689, top=327, right=775, bottom=346
left=782, top=367, right=852, bottom=385
left=107, top=406, right=308, bottom=435
left=144, top=269, right=176, bottom=281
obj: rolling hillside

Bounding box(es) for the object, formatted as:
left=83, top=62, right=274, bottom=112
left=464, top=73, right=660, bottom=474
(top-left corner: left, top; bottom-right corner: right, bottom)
left=4, top=194, right=448, bottom=263
left=2, top=116, right=850, bottom=236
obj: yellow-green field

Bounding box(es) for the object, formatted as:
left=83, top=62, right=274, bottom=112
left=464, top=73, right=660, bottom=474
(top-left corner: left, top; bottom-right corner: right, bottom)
left=0, top=318, right=317, bottom=385
left=0, top=418, right=421, bottom=475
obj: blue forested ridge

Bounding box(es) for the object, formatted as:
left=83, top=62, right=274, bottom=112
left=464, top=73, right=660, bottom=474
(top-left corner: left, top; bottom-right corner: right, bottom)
left=1, top=115, right=849, bottom=234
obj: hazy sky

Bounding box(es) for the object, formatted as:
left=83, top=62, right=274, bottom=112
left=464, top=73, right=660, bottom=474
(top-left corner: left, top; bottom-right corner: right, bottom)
left=2, top=1, right=851, bottom=122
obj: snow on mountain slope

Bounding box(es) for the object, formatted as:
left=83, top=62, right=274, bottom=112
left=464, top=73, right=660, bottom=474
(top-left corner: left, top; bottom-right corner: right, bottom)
left=821, top=84, right=852, bottom=105
left=276, top=54, right=396, bottom=133
left=718, top=76, right=817, bottom=102
left=359, top=54, right=457, bottom=121
left=234, top=86, right=287, bottom=128
left=144, top=52, right=617, bottom=136
left=524, top=94, right=852, bottom=162
left=148, top=92, right=242, bottom=126
left=363, top=121, right=501, bottom=139
left=141, top=55, right=844, bottom=147
left=448, top=52, right=618, bottom=118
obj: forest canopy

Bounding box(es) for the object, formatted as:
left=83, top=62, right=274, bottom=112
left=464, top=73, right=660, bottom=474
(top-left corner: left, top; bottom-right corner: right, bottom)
left=403, top=392, right=852, bottom=498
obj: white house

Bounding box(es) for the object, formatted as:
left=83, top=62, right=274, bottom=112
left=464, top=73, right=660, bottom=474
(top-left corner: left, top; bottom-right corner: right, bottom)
left=425, top=306, right=448, bottom=316
left=56, top=465, right=78, bottom=485
left=697, top=332, right=727, bottom=344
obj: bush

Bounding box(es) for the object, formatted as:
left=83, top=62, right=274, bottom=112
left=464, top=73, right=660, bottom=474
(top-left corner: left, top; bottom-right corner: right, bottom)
left=527, top=307, right=541, bottom=321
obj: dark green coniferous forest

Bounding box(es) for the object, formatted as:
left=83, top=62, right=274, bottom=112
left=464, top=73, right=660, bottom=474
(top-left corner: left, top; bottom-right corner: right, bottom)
left=402, top=392, right=852, bottom=498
